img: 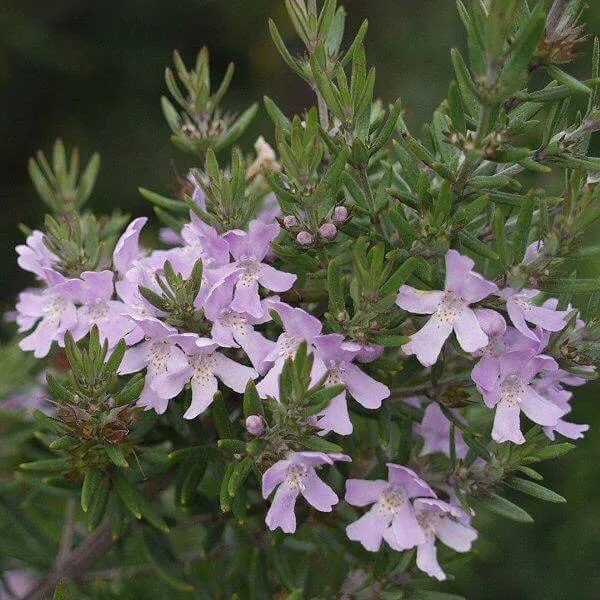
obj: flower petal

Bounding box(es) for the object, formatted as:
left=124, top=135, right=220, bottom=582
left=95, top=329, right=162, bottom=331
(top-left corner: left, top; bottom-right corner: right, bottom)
left=265, top=486, right=298, bottom=533
left=345, top=479, right=388, bottom=507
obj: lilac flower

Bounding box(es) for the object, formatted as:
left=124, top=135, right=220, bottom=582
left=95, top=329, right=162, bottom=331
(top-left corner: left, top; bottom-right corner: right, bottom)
left=354, top=342, right=384, bottom=363
left=203, top=272, right=276, bottom=370
left=522, top=240, right=545, bottom=266
left=262, top=451, right=351, bottom=533
left=413, top=498, right=477, bottom=581
left=71, top=271, right=135, bottom=348
left=256, top=192, right=282, bottom=226
left=473, top=350, right=564, bottom=444
left=150, top=334, right=258, bottom=419
left=312, top=334, right=390, bottom=435
left=118, top=318, right=190, bottom=415
left=187, top=169, right=208, bottom=211
left=2, top=372, right=48, bottom=412
left=1, top=570, right=36, bottom=598
left=16, top=230, right=57, bottom=279
left=256, top=301, right=324, bottom=399
left=534, top=373, right=589, bottom=441
left=220, top=220, right=296, bottom=318
left=17, top=269, right=83, bottom=358
left=414, top=403, right=468, bottom=459
left=345, top=464, right=435, bottom=552
left=176, top=211, right=230, bottom=270
left=397, top=250, right=499, bottom=367
left=113, top=217, right=148, bottom=277
left=498, top=288, right=569, bottom=341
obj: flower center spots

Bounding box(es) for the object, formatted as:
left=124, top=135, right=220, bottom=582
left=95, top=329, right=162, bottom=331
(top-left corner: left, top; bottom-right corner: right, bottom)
left=435, top=292, right=466, bottom=324
left=326, top=361, right=344, bottom=385
left=285, top=463, right=308, bottom=491
left=239, top=258, right=261, bottom=286
left=220, top=311, right=247, bottom=331
left=87, top=300, right=110, bottom=322
left=378, top=485, right=407, bottom=516
left=190, top=353, right=217, bottom=384
left=147, top=341, right=172, bottom=373
left=45, top=296, right=67, bottom=320
left=477, top=333, right=506, bottom=358
left=416, top=511, right=442, bottom=539
left=501, top=375, right=526, bottom=407
left=515, top=296, right=532, bottom=311
left=278, top=333, right=301, bottom=359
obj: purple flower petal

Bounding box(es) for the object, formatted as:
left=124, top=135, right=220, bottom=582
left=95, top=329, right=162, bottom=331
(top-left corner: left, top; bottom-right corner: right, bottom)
left=213, top=353, right=258, bottom=393
left=492, top=399, right=525, bottom=444
left=185, top=374, right=219, bottom=419
left=396, top=287, right=444, bottom=314
left=262, top=460, right=291, bottom=498
left=345, top=479, right=388, bottom=507
left=416, top=538, right=446, bottom=581
left=346, top=508, right=391, bottom=552
left=265, top=486, right=298, bottom=533
left=343, top=363, right=390, bottom=409
left=402, top=316, right=453, bottom=367
left=453, top=308, right=489, bottom=353
left=301, top=469, right=339, bottom=512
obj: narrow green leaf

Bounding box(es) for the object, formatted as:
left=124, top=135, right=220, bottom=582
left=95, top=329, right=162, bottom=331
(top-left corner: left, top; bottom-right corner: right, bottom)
left=476, top=493, right=534, bottom=523
left=507, top=477, right=566, bottom=503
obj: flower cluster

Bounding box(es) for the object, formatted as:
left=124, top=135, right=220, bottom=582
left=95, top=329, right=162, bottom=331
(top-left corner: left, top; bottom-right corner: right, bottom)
left=5, top=1, right=600, bottom=596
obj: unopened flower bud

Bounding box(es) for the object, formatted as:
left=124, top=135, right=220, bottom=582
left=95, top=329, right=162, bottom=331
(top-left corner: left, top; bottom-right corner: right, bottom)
left=296, top=231, right=314, bottom=246
left=283, top=215, right=300, bottom=229
left=332, top=206, right=349, bottom=223
left=245, top=415, right=266, bottom=437
left=318, top=223, right=337, bottom=240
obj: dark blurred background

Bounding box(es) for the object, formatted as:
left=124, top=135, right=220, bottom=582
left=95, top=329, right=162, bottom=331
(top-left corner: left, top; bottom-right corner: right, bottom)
left=1, top=1, right=599, bottom=598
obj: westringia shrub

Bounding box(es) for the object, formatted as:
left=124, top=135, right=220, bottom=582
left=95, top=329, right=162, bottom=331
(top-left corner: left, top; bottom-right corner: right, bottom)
left=2, top=1, right=600, bottom=598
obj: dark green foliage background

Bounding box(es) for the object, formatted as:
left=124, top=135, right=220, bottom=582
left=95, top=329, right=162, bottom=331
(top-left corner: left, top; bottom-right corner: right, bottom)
left=0, top=1, right=598, bottom=598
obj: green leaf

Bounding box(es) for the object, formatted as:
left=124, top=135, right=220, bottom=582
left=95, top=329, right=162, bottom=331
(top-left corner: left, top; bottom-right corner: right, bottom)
left=476, top=493, right=534, bottom=523
left=77, top=152, right=101, bottom=207
left=141, top=533, right=194, bottom=592
left=105, top=444, right=130, bottom=468
left=543, top=279, right=600, bottom=294
left=447, top=80, right=467, bottom=134
left=138, top=187, right=188, bottom=213
left=498, top=5, right=545, bottom=95
left=180, top=460, right=208, bottom=506
left=264, top=95, right=292, bottom=132
left=212, top=392, right=234, bottom=439
left=220, top=462, right=236, bottom=512
left=32, top=409, right=68, bottom=436
left=217, top=439, right=247, bottom=457
left=20, top=459, right=72, bottom=473
left=81, top=469, right=103, bottom=513
left=243, top=379, right=265, bottom=419
left=380, top=256, right=418, bottom=296
left=304, top=436, right=343, bottom=453
left=450, top=48, right=479, bottom=118
left=228, top=457, right=254, bottom=497
left=513, top=192, right=535, bottom=262
left=216, top=103, right=259, bottom=151
left=529, top=443, right=576, bottom=462
left=547, top=65, right=591, bottom=94
left=327, top=259, right=346, bottom=316
left=457, top=230, right=500, bottom=261
left=111, top=471, right=143, bottom=519
left=507, top=478, right=566, bottom=503
left=269, top=20, right=307, bottom=80
left=87, top=475, right=110, bottom=531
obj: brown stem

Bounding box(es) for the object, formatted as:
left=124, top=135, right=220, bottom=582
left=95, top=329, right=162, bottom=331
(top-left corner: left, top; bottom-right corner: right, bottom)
left=22, top=522, right=114, bottom=600
left=21, top=470, right=175, bottom=600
